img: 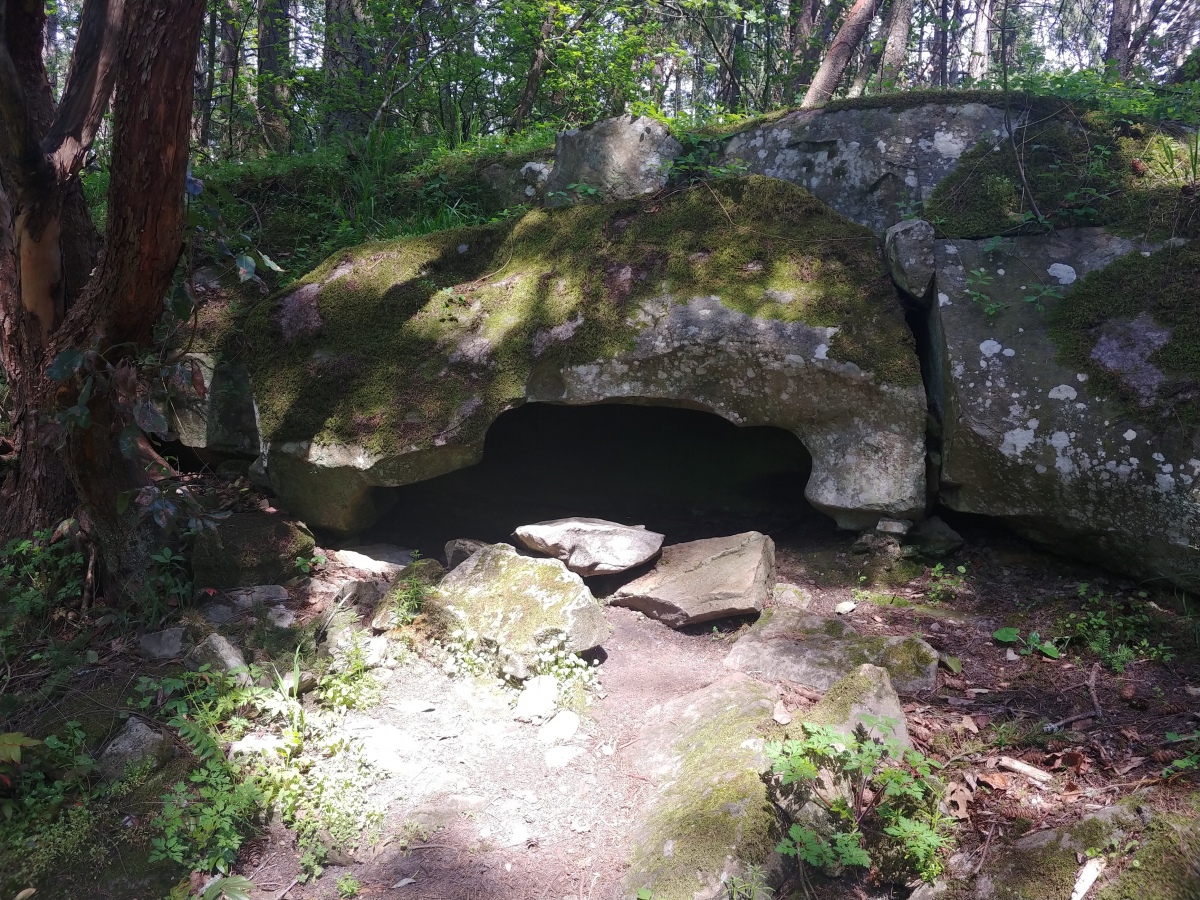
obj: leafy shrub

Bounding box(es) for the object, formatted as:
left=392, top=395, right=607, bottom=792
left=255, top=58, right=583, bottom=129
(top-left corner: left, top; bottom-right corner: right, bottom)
left=765, top=717, right=951, bottom=883
left=1061, top=584, right=1174, bottom=672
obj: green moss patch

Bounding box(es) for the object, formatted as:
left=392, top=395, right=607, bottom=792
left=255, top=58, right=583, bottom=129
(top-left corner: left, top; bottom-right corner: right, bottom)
left=233, top=176, right=913, bottom=455
left=628, top=684, right=779, bottom=900
left=927, top=107, right=1199, bottom=240
left=1048, top=241, right=1200, bottom=425
left=1097, top=798, right=1200, bottom=900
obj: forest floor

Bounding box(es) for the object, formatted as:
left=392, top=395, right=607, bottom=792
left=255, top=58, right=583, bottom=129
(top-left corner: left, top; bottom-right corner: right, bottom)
left=228, top=515, right=1200, bottom=900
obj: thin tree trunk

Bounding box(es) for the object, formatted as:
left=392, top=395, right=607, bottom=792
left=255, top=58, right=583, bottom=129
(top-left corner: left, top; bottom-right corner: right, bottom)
left=802, top=0, right=886, bottom=106
left=325, top=0, right=373, bottom=135
left=967, top=0, right=991, bottom=80
left=848, top=0, right=892, bottom=96
left=197, top=6, right=218, bottom=149
left=1106, top=0, right=1135, bottom=76
left=509, top=9, right=554, bottom=131
left=257, top=0, right=291, bottom=151
left=935, top=0, right=949, bottom=86
left=877, top=0, right=913, bottom=84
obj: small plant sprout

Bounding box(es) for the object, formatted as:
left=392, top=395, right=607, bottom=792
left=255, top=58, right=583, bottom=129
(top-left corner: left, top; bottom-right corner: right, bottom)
left=993, top=627, right=1061, bottom=659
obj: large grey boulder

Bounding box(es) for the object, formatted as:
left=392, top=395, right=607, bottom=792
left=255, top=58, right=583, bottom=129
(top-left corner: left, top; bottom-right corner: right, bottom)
left=248, top=178, right=926, bottom=534
left=721, top=102, right=1013, bottom=234
left=796, top=663, right=911, bottom=746
left=434, top=543, right=611, bottom=679
left=514, top=517, right=664, bottom=575
left=544, top=115, right=681, bottom=204
left=185, top=633, right=250, bottom=685
left=191, top=511, right=315, bottom=593
left=622, top=674, right=786, bottom=900
left=723, top=607, right=938, bottom=693
left=889, top=224, right=1199, bottom=590
left=96, top=719, right=173, bottom=781
left=609, top=532, right=775, bottom=627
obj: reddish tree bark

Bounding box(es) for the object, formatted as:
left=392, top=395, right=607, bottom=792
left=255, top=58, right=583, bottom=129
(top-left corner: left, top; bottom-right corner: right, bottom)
left=0, top=0, right=206, bottom=594
left=801, top=0, right=886, bottom=107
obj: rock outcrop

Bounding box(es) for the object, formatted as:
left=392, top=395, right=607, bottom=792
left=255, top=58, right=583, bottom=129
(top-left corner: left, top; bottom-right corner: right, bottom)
left=241, top=177, right=926, bottom=534
left=515, top=517, right=664, bottom=576
left=433, top=543, right=610, bottom=679
left=191, top=511, right=315, bottom=593
left=544, top=115, right=681, bottom=204
left=721, top=102, right=1013, bottom=234
left=888, top=223, right=1199, bottom=590
left=723, top=607, right=938, bottom=693
left=609, top=531, right=775, bottom=627
left=621, top=673, right=785, bottom=900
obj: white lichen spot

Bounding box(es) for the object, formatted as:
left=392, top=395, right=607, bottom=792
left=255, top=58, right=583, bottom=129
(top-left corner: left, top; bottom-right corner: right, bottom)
left=457, top=244, right=470, bottom=254
left=938, top=292, right=951, bottom=307
left=1047, top=384, right=1077, bottom=400
left=1050, top=431, right=1071, bottom=450
left=1002, top=348, right=1016, bottom=357
left=1156, top=473, right=1176, bottom=491
left=933, top=130, right=968, bottom=158
left=815, top=344, right=829, bottom=360
left=1123, top=429, right=1137, bottom=441
left=980, top=339, right=1003, bottom=358
left=1047, top=263, right=1077, bottom=285
left=997, top=268, right=1006, bottom=275
left=1076, top=373, right=1088, bottom=382
left=1001, top=427, right=1037, bottom=456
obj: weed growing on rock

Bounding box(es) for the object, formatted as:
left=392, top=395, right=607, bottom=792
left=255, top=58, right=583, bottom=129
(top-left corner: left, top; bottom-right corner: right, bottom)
left=765, top=716, right=951, bottom=883
left=725, top=864, right=774, bottom=898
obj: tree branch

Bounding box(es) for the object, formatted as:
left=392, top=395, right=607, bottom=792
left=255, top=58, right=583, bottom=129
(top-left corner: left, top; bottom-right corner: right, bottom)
left=43, top=0, right=128, bottom=180
left=0, top=1, right=45, bottom=193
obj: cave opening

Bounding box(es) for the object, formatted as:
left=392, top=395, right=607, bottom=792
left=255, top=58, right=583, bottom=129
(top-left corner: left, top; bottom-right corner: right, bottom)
left=365, top=401, right=837, bottom=559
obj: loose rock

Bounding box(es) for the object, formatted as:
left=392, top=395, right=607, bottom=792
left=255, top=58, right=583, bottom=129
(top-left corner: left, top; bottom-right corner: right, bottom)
left=138, top=627, right=186, bottom=660
left=514, top=517, right=664, bottom=576
left=96, top=719, right=173, bottom=781
left=608, top=532, right=775, bottom=627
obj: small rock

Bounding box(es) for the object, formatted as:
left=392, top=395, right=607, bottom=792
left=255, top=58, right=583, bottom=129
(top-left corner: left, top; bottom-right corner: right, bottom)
left=334, top=544, right=413, bottom=576
left=267, top=607, right=296, bottom=628
left=1184, top=684, right=1200, bottom=697
left=538, top=710, right=581, bottom=744
left=185, top=633, right=250, bottom=684
left=444, top=538, right=488, bottom=571
left=514, top=517, right=664, bottom=576
left=876, top=517, right=913, bottom=536
left=278, top=669, right=318, bottom=695
left=229, top=733, right=287, bottom=758
left=544, top=746, right=584, bottom=769
left=200, top=603, right=237, bottom=624
left=835, top=600, right=857, bottom=615
left=139, top=627, right=186, bottom=660
left=772, top=582, right=812, bottom=608
left=1006, top=648, right=1020, bottom=661
left=96, top=719, right=173, bottom=781
left=227, top=585, right=290, bottom=609
left=772, top=700, right=793, bottom=725
left=514, top=675, right=559, bottom=722
left=909, top=516, right=965, bottom=558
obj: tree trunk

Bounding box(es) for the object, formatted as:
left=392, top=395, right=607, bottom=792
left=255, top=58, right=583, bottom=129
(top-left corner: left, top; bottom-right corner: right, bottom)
left=848, top=0, right=891, bottom=96
left=877, top=0, right=913, bottom=85
left=0, top=0, right=206, bottom=596
left=257, top=0, right=290, bottom=151
left=802, top=0, right=886, bottom=106
left=508, top=9, right=554, bottom=132
left=325, top=0, right=373, bottom=135
left=1106, top=0, right=1135, bottom=76
left=967, top=0, right=991, bottom=80
left=935, top=0, right=950, bottom=86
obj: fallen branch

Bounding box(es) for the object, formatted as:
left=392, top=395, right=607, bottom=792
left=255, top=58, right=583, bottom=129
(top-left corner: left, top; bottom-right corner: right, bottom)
left=998, top=755, right=1054, bottom=783
left=1046, top=664, right=1103, bottom=732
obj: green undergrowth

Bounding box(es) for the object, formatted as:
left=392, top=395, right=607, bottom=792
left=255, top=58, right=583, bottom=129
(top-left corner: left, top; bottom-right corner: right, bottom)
left=926, top=105, right=1199, bottom=240
left=230, top=176, right=914, bottom=454
left=1048, top=240, right=1200, bottom=426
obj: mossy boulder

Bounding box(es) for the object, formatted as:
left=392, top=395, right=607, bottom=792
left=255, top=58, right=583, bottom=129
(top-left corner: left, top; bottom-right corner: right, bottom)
left=1097, top=796, right=1200, bottom=900
left=888, top=223, right=1199, bottom=590
left=236, top=176, right=925, bottom=533
left=432, top=542, right=610, bottom=679
left=621, top=673, right=785, bottom=900
left=723, top=607, right=938, bottom=693
left=720, top=102, right=1012, bottom=234
left=191, top=510, right=315, bottom=592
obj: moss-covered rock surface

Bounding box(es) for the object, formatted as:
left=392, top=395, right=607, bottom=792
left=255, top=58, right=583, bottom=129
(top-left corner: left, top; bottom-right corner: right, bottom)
left=622, top=673, right=784, bottom=900
left=233, top=176, right=926, bottom=533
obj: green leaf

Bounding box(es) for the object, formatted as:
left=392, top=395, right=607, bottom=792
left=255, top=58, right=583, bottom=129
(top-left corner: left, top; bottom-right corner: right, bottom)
left=47, top=349, right=85, bottom=382
left=117, top=424, right=142, bottom=460
left=1039, top=642, right=1060, bottom=659
left=939, top=654, right=962, bottom=674
left=257, top=251, right=283, bottom=273
left=993, top=627, right=1021, bottom=644
left=235, top=253, right=256, bottom=281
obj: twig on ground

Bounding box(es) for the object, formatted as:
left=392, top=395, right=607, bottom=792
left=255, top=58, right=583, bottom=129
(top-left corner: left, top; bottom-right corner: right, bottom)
left=1087, top=662, right=1104, bottom=719
left=998, top=755, right=1054, bottom=783
left=276, top=876, right=300, bottom=899
left=1046, top=663, right=1104, bottom=731
left=971, top=825, right=997, bottom=876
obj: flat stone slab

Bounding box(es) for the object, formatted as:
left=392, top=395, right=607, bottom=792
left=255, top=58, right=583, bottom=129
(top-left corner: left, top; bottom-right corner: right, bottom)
left=515, top=517, right=664, bottom=575
left=96, top=719, right=173, bottom=781
left=609, top=531, right=775, bottom=627
left=138, top=627, right=186, bottom=660
left=723, top=607, right=938, bottom=693
left=334, top=544, right=414, bottom=576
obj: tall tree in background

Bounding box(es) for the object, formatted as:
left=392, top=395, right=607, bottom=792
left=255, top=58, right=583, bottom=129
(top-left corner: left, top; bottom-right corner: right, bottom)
left=1106, top=0, right=1135, bottom=75
left=0, top=0, right=205, bottom=591
left=802, top=0, right=885, bottom=105
left=258, top=0, right=292, bottom=149
left=325, top=0, right=374, bottom=133
left=967, top=0, right=991, bottom=80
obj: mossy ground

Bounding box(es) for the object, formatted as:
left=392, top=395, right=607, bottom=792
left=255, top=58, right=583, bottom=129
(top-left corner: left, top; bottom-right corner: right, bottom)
left=1097, top=797, right=1200, bottom=900
left=232, top=176, right=914, bottom=455
left=1047, top=240, right=1200, bottom=426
